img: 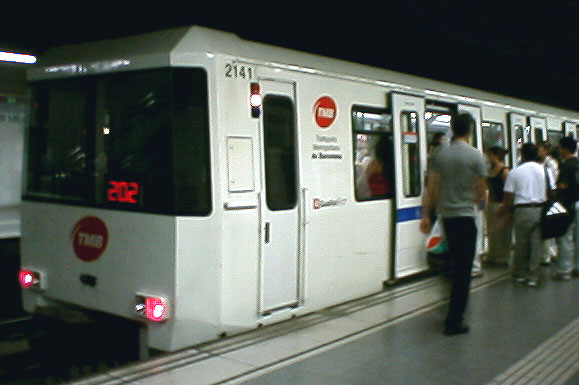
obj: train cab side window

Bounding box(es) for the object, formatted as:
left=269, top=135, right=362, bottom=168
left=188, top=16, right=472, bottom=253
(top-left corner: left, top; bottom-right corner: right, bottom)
left=352, top=107, right=394, bottom=201
left=262, top=95, right=297, bottom=211
left=400, top=111, right=421, bottom=198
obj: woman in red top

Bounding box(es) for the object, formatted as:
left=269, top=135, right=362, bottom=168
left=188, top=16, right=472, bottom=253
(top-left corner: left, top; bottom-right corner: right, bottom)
left=366, top=135, right=392, bottom=198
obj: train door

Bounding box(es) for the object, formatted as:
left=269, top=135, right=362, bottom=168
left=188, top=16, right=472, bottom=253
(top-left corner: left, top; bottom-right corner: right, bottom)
left=458, top=104, right=486, bottom=256
left=391, top=93, right=428, bottom=278
left=529, top=116, right=547, bottom=143
left=257, top=79, right=300, bottom=314
left=509, top=113, right=528, bottom=165
left=564, top=122, right=577, bottom=139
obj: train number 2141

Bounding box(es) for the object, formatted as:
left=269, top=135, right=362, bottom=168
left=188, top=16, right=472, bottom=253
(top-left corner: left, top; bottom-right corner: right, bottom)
left=225, top=63, right=254, bottom=79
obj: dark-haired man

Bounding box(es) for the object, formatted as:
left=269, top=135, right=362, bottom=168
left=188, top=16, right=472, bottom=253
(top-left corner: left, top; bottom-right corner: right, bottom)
left=554, top=136, right=579, bottom=280
left=501, top=143, right=555, bottom=287
left=420, top=113, right=487, bottom=336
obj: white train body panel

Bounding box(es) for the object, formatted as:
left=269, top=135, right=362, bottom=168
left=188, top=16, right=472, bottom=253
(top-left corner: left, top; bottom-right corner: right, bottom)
left=0, top=99, right=25, bottom=239
left=21, top=26, right=579, bottom=351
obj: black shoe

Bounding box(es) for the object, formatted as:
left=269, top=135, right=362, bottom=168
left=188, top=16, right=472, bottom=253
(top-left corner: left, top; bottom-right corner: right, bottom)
left=444, top=324, right=470, bottom=336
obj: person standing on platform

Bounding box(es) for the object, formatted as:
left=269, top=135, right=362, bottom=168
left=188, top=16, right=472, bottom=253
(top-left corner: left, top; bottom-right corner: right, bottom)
left=485, top=146, right=512, bottom=267
left=538, top=141, right=559, bottom=266
left=500, top=143, right=555, bottom=287
left=420, top=113, right=487, bottom=336
left=553, top=136, right=579, bottom=280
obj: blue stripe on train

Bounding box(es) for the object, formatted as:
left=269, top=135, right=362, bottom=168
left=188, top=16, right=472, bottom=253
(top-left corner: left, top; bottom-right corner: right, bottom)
left=396, top=206, right=422, bottom=222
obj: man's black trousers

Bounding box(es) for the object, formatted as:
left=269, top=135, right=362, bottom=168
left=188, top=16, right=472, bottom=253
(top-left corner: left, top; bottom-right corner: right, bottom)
left=442, top=216, right=478, bottom=328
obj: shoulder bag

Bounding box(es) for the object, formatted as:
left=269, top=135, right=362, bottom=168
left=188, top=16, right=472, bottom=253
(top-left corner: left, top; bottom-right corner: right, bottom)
left=541, top=167, right=571, bottom=239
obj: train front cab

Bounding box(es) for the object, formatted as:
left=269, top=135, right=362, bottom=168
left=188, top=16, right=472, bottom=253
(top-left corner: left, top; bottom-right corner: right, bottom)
left=20, top=64, right=221, bottom=352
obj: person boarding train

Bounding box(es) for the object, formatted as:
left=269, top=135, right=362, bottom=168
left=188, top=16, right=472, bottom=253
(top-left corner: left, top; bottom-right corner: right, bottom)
left=421, top=113, right=487, bottom=335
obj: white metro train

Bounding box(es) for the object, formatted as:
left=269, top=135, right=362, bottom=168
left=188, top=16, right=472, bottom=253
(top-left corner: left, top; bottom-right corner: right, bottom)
left=20, top=26, right=579, bottom=351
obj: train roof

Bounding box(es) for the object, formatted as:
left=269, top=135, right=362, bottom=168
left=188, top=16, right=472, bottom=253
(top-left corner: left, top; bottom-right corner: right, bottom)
left=28, top=25, right=579, bottom=121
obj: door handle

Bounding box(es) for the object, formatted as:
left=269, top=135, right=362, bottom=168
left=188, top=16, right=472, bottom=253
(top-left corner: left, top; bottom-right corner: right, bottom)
left=264, top=222, right=270, bottom=244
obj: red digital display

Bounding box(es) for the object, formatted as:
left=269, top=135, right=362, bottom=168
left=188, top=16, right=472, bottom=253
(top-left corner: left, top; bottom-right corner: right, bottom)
left=107, top=181, right=139, bottom=204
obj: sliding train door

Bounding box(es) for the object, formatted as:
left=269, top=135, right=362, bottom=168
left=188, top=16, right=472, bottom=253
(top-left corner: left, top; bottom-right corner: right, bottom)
left=257, top=79, right=300, bottom=314
left=509, top=113, right=528, bottom=166
left=529, top=116, right=547, bottom=143
left=391, top=93, right=428, bottom=278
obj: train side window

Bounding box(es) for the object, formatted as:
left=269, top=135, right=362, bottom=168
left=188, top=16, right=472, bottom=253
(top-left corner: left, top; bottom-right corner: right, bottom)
left=262, top=95, right=297, bottom=211
left=482, top=121, right=505, bottom=151
left=548, top=130, right=563, bottom=149
left=535, top=128, right=545, bottom=142
left=401, top=111, right=421, bottom=197
left=351, top=107, right=393, bottom=201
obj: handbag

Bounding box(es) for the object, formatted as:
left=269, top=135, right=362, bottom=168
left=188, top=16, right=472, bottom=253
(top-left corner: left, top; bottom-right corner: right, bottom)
left=425, top=216, right=448, bottom=254
left=541, top=168, right=572, bottom=239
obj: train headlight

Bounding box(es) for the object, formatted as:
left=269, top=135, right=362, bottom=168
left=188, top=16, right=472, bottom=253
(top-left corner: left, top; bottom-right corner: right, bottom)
left=19, top=269, right=43, bottom=290
left=135, top=294, right=168, bottom=322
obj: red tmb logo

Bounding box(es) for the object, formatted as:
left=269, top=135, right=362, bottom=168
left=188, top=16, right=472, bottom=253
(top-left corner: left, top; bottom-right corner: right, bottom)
left=314, top=96, right=337, bottom=128
left=72, top=216, right=109, bottom=262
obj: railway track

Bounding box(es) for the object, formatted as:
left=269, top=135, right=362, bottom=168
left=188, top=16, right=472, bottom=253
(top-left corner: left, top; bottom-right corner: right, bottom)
left=0, top=314, right=145, bottom=384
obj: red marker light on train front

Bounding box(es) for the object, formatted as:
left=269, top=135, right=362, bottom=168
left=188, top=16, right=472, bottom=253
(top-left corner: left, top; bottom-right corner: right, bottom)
left=19, top=269, right=40, bottom=289
left=135, top=294, right=168, bottom=322
left=250, top=82, right=261, bottom=118
left=145, top=297, right=167, bottom=322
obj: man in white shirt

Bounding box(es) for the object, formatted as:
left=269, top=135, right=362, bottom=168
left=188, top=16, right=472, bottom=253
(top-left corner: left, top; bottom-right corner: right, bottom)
left=501, top=143, right=556, bottom=287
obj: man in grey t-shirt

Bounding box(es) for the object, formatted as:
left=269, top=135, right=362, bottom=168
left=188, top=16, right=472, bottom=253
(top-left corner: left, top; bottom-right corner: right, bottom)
left=420, top=113, right=487, bottom=336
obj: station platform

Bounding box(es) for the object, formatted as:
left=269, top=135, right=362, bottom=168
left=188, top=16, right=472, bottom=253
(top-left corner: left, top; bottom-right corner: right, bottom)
left=68, top=266, right=579, bottom=385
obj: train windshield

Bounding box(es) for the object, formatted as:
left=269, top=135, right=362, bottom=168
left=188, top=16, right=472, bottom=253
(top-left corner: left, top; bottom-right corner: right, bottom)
left=26, top=68, right=211, bottom=216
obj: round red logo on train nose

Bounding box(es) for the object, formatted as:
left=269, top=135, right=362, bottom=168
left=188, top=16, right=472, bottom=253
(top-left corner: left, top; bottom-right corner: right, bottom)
left=72, top=216, right=108, bottom=262
left=314, top=96, right=337, bottom=128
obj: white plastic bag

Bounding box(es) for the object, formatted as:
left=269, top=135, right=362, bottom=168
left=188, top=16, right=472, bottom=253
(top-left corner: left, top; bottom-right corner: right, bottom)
left=425, top=217, right=448, bottom=254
